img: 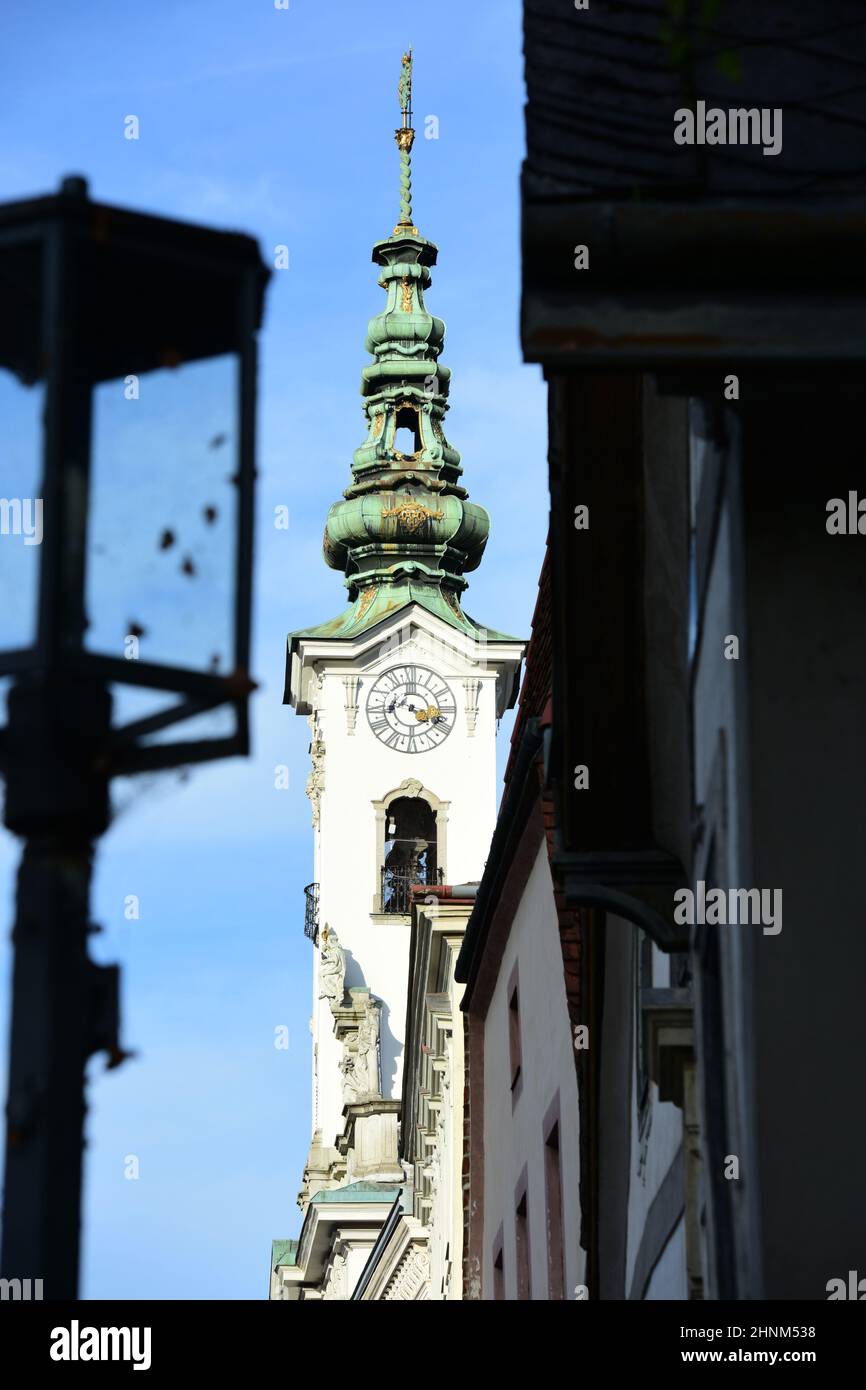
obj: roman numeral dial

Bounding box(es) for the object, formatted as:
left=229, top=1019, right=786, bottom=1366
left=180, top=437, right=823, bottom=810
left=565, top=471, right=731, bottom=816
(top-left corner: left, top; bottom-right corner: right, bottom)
left=366, top=665, right=457, bottom=752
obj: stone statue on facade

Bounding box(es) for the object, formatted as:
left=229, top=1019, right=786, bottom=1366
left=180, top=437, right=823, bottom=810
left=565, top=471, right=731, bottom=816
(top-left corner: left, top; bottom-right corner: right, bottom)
left=318, top=927, right=345, bottom=1010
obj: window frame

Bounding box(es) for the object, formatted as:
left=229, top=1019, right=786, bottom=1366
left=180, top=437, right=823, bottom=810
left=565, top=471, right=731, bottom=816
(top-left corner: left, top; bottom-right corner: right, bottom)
left=543, top=1097, right=565, bottom=1299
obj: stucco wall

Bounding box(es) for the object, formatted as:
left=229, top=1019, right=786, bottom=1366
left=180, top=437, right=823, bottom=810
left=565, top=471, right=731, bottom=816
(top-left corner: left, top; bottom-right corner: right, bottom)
left=645, top=1218, right=687, bottom=1300
left=481, top=843, right=584, bottom=1298
left=426, top=936, right=465, bottom=1300
left=625, top=935, right=686, bottom=1298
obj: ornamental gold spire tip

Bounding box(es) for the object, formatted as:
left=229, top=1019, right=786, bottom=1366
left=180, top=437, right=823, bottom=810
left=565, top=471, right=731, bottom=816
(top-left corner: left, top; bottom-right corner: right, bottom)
left=394, top=49, right=418, bottom=235
left=398, top=48, right=413, bottom=128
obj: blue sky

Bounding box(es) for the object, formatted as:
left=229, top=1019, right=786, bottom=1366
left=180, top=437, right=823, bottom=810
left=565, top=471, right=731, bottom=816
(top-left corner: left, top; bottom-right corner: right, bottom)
left=0, top=0, right=547, bottom=1298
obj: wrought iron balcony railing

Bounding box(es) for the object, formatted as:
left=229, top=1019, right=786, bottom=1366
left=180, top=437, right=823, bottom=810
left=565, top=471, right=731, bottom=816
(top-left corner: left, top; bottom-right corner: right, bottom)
left=380, top=864, right=443, bottom=916
left=304, top=882, right=319, bottom=944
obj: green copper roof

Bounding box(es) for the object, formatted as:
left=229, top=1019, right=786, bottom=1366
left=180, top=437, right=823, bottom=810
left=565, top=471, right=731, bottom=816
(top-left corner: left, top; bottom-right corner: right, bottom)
left=271, top=1238, right=298, bottom=1268
left=290, top=581, right=515, bottom=645
left=310, top=1181, right=401, bottom=1205
left=288, top=53, right=517, bottom=654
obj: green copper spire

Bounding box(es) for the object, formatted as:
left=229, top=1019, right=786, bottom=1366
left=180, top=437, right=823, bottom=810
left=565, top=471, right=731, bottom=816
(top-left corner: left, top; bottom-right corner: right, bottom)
left=291, top=55, right=512, bottom=648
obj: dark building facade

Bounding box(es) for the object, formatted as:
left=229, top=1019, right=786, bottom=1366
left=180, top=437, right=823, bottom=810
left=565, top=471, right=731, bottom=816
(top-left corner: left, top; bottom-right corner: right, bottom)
left=458, top=0, right=866, bottom=1300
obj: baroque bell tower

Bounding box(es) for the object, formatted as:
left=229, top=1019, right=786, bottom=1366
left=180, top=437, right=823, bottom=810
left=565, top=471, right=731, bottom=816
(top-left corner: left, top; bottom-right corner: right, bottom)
left=281, top=53, right=523, bottom=1296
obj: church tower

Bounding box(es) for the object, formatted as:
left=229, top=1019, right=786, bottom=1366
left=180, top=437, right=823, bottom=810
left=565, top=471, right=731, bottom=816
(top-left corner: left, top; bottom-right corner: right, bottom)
left=280, top=53, right=523, bottom=1297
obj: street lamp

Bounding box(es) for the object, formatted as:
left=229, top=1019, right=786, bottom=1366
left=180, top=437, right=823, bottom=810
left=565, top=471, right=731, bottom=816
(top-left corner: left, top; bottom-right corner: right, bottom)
left=0, top=175, right=270, bottom=1298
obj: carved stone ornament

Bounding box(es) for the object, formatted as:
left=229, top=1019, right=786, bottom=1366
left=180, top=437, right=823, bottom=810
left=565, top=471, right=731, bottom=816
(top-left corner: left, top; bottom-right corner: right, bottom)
left=343, top=675, right=360, bottom=734
left=384, top=1245, right=430, bottom=1301
left=463, top=678, right=482, bottom=736
left=323, top=1247, right=348, bottom=1301
left=340, top=996, right=381, bottom=1104
left=305, top=714, right=326, bottom=828
left=423, top=1146, right=441, bottom=1199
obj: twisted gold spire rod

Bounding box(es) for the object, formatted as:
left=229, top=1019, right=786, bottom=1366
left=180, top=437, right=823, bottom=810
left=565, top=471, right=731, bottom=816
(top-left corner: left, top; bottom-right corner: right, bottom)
left=394, top=49, right=418, bottom=235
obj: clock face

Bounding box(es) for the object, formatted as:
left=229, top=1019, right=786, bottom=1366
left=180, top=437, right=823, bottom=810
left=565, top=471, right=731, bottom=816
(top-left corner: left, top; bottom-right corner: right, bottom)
left=366, top=664, right=456, bottom=753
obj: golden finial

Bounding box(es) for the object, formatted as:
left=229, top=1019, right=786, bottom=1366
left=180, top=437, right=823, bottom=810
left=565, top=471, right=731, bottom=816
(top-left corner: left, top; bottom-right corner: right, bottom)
left=394, top=50, right=418, bottom=235
left=398, top=48, right=413, bottom=128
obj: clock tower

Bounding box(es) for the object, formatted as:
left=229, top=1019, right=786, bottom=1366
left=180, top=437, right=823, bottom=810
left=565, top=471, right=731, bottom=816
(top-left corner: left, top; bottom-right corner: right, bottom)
left=282, top=54, right=523, bottom=1285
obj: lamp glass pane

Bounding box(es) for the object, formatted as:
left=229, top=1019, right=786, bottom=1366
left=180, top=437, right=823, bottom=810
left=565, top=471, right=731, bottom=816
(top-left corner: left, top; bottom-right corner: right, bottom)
left=85, top=353, right=238, bottom=675
left=109, top=682, right=236, bottom=748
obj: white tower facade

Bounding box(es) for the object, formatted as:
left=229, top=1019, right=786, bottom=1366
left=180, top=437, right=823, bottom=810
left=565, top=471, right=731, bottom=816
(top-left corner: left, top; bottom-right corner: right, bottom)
left=290, top=612, right=522, bottom=1191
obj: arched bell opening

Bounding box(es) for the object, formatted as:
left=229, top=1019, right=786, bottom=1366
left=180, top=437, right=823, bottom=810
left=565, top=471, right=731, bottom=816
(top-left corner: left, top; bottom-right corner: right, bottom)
left=392, top=403, right=421, bottom=459
left=382, top=796, right=437, bottom=914
left=372, top=781, right=448, bottom=916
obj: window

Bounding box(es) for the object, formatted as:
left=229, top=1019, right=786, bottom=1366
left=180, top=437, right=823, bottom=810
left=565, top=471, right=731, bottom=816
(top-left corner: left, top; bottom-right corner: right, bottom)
left=515, top=1180, right=531, bottom=1300
left=492, top=1230, right=504, bottom=1301
left=544, top=1115, right=565, bottom=1299
left=508, top=965, right=522, bottom=1103
left=636, top=928, right=653, bottom=1129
